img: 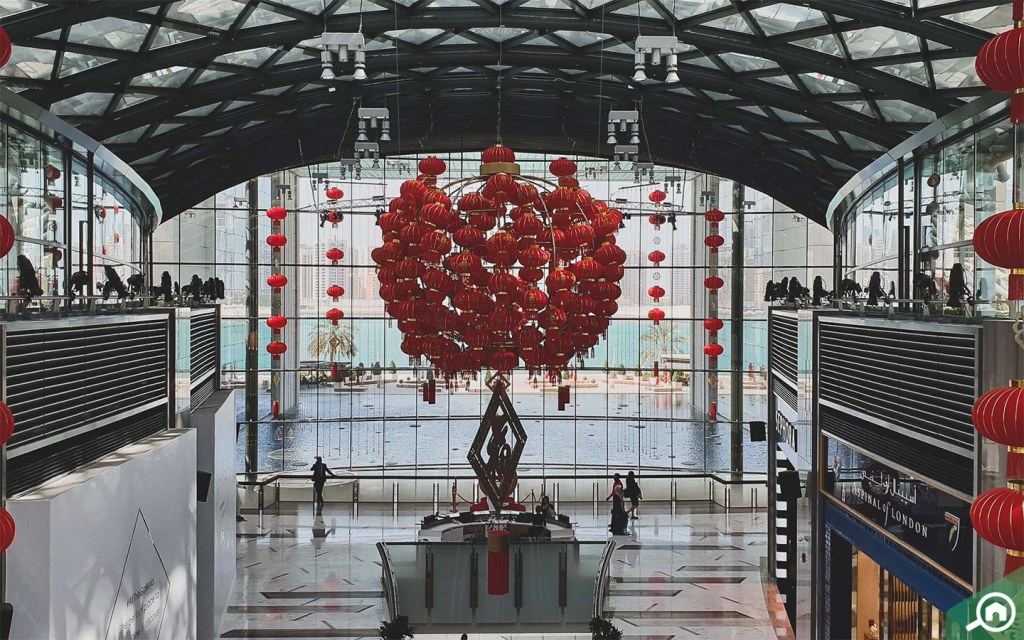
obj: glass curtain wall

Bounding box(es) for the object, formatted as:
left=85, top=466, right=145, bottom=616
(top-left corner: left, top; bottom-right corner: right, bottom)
left=836, top=115, right=1013, bottom=316
left=154, top=155, right=833, bottom=477
left=0, top=110, right=151, bottom=308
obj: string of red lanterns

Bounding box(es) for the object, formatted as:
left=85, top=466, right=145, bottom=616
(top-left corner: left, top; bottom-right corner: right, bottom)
left=265, top=206, right=289, bottom=369
left=322, top=187, right=347, bottom=382
left=704, top=208, right=725, bottom=421
left=645, top=190, right=668, bottom=385
left=372, top=146, right=625, bottom=389
left=0, top=401, right=15, bottom=554
left=969, top=0, right=1024, bottom=577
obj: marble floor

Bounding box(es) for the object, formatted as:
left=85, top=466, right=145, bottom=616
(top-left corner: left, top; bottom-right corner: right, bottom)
left=223, top=500, right=790, bottom=639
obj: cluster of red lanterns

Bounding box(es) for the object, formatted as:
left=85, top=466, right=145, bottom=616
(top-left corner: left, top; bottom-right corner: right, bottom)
left=0, top=401, right=15, bottom=555
left=969, top=3, right=1024, bottom=577
left=372, top=145, right=625, bottom=383
left=265, top=206, right=289, bottom=366
left=703, top=208, right=725, bottom=420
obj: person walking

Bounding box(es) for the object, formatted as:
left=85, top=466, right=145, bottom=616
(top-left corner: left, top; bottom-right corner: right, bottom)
left=624, top=471, right=643, bottom=520
left=604, top=473, right=623, bottom=501
left=310, top=455, right=336, bottom=507
left=609, top=484, right=628, bottom=535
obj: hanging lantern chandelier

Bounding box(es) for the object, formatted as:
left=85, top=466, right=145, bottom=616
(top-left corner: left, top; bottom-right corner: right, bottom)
left=372, top=147, right=626, bottom=382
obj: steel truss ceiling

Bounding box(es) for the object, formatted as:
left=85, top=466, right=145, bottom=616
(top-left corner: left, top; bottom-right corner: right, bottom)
left=0, top=0, right=1006, bottom=223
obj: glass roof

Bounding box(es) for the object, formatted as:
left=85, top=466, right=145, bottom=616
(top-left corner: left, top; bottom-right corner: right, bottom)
left=0, top=0, right=1005, bottom=225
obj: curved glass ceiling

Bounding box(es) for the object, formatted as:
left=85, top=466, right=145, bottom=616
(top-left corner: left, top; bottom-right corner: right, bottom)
left=0, top=0, right=1006, bottom=222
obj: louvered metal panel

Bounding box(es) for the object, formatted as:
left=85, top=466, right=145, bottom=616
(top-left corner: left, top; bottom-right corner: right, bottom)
left=773, top=378, right=797, bottom=412
left=820, top=406, right=973, bottom=498
left=190, top=375, right=215, bottom=413
left=769, top=312, right=798, bottom=385
left=817, top=319, right=978, bottom=456
left=6, top=406, right=166, bottom=496
left=3, top=316, right=170, bottom=457
left=190, top=307, right=217, bottom=390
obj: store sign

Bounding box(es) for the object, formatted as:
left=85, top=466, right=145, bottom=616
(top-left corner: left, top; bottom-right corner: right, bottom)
left=776, top=409, right=797, bottom=453
left=825, top=438, right=973, bottom=584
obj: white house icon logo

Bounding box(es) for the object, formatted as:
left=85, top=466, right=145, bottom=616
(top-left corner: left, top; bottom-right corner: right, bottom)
left=966, top=592, right=1017, bottom=633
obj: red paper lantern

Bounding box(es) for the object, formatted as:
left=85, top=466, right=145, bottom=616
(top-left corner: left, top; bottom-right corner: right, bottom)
left=266, top=341, right=287, bottom=360
left=487, top=529, right=510, bottom=595
left=0, top=28, right=11, bottom=70
left=648, top=214, right=666, bottom=229
left=971, top=487, right=1024, bottom=574
left=649, top=190, right=666, bottom=204
left=704, top=317, right=724, bottom=332
left=326, top=308, right=344, bottom=325
left=545, top=268, right=576, bottom=291
left=648, top=308, right=665, bottom=325
left=43, top=165, right=61, bottom=182
left=976, top=3, right=1024, bottom=123
left=266, top=315, right=287, bottom=332
left=704, top=343, right=724, bottom=358
left=0, top=507, right=14, bottom=554
left=267, top=273, right=287, bottom=290
left=326, top=247, right=344, bottom=265
left=418, top=156, right=446, bottom=176
left=482, top=144, right=515, bottom=164
left=571, top=258, right=603, bottom=281
left=974, top=385, right=1024, bottom=478
left=0, top=401, right=14, bottom=446
left=549, top=157, right=577, bottom=177
left=974, top=210, right=1024, bottom=299
left=327, top=285, right=344, bottom=301
left=489, top=350, right=519, bottom=372
left=648, top=285, right=665, bottom=302
left=648, top=250, right=665, bottom=266
left=705, top=234, right=724, bottom=248
left=266, top=206, right=287, bottom=222
left=705, top=208, right=725, bottom=223
left=325, top=186, right=344, bottom=201
left=704, top=276, right=724, bottom=291
left=0, top=215, right=14, bottom=259
left=266, top=233, right=287, bottom=249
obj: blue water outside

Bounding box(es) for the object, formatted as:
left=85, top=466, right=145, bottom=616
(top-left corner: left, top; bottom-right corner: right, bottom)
left=233, top=385, right=767, bottom=476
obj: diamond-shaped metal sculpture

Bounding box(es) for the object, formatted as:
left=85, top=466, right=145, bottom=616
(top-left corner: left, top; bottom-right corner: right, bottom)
left=467, top=374, right=527, bottom=514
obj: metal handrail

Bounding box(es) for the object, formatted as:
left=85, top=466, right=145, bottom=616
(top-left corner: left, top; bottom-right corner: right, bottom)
left=236, top=470, right=767, bottom=487
left=376, top=541, right=400, bottom=620
left=592, top=540, right=616, bottom=619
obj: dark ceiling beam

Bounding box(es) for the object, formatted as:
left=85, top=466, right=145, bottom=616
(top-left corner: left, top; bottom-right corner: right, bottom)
left=80, top=49, right=901, bottom=148
left=121, top=80, right=875, bottom=171
left=814, top=0, right=991, bottom=52
left=19, top=6, right=968, bottom=115
left=142, top=105, right=843, bottom=226
left=1, top=0, right=167, bottom=37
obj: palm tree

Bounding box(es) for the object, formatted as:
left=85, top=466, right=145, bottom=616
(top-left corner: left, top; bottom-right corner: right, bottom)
left=640, top=323, right=687, bottom=366
left=307, top=324, right=357, bottom=362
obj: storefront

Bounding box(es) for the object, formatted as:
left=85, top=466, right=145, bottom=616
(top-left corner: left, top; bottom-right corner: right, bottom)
left=820, top=437, right=972, bottom=640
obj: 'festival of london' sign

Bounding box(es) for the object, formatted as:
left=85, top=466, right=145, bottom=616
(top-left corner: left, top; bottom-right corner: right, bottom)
left=824, top=437, right=973, bottom=585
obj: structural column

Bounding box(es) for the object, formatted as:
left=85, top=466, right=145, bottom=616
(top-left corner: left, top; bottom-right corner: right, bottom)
left=730, top=183, right=744, bottom=473
left=244, top=178, right=260, bottom=474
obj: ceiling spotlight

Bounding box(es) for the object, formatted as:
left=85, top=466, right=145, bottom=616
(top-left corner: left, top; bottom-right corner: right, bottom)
left=633, top=50, right=648, bottom=82
left=635, top=35, right=679, bottom=83
left=358, top=121, right=369, bottom=142
left=322, top=32, right=366, bottom=82
left=320, top=50, right=336, bottom=81
left=353, top=50, right=367, bottom=81
left=665, top=54, right=679, bottom=84
left=606, top=123, right=618, bottom=145
left=380, top=120, right=391, bottom=142
left=629, top=123, right=640, bottom=145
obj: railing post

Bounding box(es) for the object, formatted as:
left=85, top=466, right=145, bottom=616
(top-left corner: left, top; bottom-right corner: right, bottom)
left=553, top=482, right=559, bottom=513
left=432, top=482, right=438, bottom=513
left=393, top=482, right=399, bottom=518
